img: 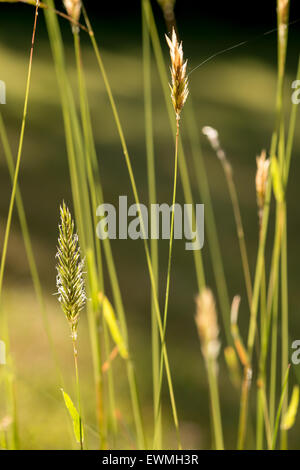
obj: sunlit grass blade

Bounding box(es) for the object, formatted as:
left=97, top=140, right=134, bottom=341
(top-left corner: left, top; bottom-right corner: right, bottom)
left=98, top=293, right=128, bottom=360
left=281, top=385, right=299, bottom=431
left=62, top=389, right=84, bottom=445
left=82, top=2, right=181, bottom=448
left=0, top=0, right=40, bottom=302
left=142, top=0, right=161, bottom=448
left=272, top=365, right=290, bottom=449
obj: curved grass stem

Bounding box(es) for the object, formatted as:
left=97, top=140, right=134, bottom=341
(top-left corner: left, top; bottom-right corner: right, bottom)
left=82, top=4, right=181, bottom=448
left=142, top=0, right=161, bottom=449
left=154, top=119, right=180, bottom=447
left=0, top=0, right=40, bottom=300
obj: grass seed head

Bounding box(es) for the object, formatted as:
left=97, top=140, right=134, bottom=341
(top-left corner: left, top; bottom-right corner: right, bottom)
left=278, top=0, right=289, bottom=27
left=165, top=27, right=189, bottom=121
left=202, top=125, right=227, bottom=163
left=202, top=126, right=220, bottom=153
left=277, top=0, right=289, bottom=74
left=256, top=150, right=270, bottom=214
left=157, top=0, right=176, bottom=30
left=63, top=0, right=82, bottom=31
left=56, top=201, right=86, bottom=339
left=195, top=288, right=221, bottom=362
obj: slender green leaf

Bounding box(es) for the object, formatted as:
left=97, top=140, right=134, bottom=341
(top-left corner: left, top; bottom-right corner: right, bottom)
left=61, top=389, right=83, bottom=444
left=271, top=156, right=284, bottom=203
left=272, top=365, right=290, bottom=449
left=98, top=293, right=128, bottom=359
left=281, top=385, right=299, bottom=430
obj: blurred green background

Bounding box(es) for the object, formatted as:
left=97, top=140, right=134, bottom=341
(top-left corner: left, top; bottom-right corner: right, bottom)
left=0, top=1, right=300, bottom=449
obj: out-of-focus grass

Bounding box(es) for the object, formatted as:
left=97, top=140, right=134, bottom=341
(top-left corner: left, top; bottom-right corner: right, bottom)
left=0, top=9, right=300, bottom=448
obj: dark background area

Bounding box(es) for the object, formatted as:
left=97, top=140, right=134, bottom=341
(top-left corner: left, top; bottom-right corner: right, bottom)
left=2, top=1, right=300, bottom=25
left=67, top=0, right=300, bottom=26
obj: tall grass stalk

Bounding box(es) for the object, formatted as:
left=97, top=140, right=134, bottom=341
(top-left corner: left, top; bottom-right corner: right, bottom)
left=0, top=0, right=40, bottom=301
left=44, top=3, right=105, bottom=449
left=82, top=4, right=181, bottom=448
left=218, top=153, right=253, bottom=308
left=273, top=54, right=300, bottom=444
left=276, top=0, right=290, bottom=449
left=45, top=0, right=147, bottom=448
left=258, top=197, right=284, bottom=431
left=154, top=113, right=179, bottom=450
left=72, top=336, right=83, bottom=449
left=71, top=16, right=144, bottom=449
left=202, top=126, right=252, bottom=309
left=255, top=202, right=283, bottom=444
left=45, top=3, right=117, bottom=449
left=265, top=127, right=285, bottom=440
left=184, top=104, right=231, bottom=344
left=255, top=149, right=269, bottom=448
left=272, top=364, right=290, bottom=449
left=255, top=62, right=300, bottom=442
left=72, top=27, right=106, bottom=449
left=238, top=161, right=274, bottom=448
left=269, top=271, right=279, bottom=429
left=142, top=0, right=207, bottom=295
left=238, top=0, right=291, bottom=448
left=147, top=0, right=235, bottom=347
left=154, top=27, right=189, bottom=449
left=73, top=30, right=122, bottom=445
left=68, top=33, right=119, bottom=442
left=260, top=382, right=272, bottom=449
left=142, top=0, right=161, bottom=449
left=256, top=260, right=267, bottom=449
left=206, top=357, right=224, bottom=449
left=0, top=4, right=40, bottom=448
left=280, top=202, right=288, bottom=449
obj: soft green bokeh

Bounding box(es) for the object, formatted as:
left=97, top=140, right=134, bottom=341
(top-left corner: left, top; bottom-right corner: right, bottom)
left=0, top=6, right=300, bottom=449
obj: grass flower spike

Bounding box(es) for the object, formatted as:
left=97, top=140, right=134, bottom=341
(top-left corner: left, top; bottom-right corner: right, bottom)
left=278, top=0, right=289, bottom=29
left=256, top=150, right=270, bottom=225
left=56, top=201, right=86, bottom=339
left=203, top=125, right=252, bottom=308
left=157, top=0, right=176, bottom=31
left=202, top=126, right=227, bottom=163
left=195, top=288, right=224, bottom=449
left=63, top=0, right=82, bottom=31
left=195, top=288, right=221, bottom=362
left=165, top=27, right=189, bottom=121
left=277, top=0, right=289, bottom=76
